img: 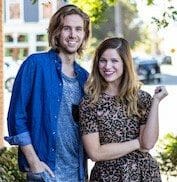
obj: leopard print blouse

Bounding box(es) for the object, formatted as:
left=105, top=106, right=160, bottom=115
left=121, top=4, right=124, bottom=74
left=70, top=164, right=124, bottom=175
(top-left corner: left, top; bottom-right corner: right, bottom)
left=79, top=90, right=161, bottom=182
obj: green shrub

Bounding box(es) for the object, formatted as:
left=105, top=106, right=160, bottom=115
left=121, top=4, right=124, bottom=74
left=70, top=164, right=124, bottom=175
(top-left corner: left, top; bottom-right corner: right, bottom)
left=157, top=133, right=177, bottom=180
left=0, top=147, right=26, bottom=181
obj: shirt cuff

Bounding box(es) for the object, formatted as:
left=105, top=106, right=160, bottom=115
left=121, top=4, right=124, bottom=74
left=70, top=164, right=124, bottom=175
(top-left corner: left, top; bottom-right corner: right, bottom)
left=4, top=132, right=32, bottom=146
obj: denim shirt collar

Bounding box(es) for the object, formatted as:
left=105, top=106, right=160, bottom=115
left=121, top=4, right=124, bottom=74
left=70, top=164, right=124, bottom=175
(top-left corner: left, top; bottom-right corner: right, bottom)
left=49, top=49, right=86, bottom=90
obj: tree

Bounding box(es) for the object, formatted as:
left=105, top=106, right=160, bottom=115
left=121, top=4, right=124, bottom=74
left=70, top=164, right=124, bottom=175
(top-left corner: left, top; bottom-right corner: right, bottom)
left=116, top=0, right=143, bottom=48
left=147, top=0, right=177, bottom=29
left=30, top=0, right=177, bottom=28
left=71, top=0, right=177, bottom=29
left=157, top=133, right=177, bottom=181
left=91, top=0, right=144, bottom=48
left=70, top=0, right=116, bottom=24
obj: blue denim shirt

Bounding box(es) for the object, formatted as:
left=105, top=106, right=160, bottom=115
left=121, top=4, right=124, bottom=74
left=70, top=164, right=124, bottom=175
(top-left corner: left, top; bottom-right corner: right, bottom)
left=4, top=49, right=89, bottom=180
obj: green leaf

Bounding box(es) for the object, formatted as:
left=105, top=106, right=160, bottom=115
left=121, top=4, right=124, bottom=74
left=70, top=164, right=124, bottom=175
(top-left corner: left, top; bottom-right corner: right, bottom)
left=31, top=0, right=38, bottom=4
left=156, top=133, right=177, bottom=177
left=147, top=0, right=154, bottom=5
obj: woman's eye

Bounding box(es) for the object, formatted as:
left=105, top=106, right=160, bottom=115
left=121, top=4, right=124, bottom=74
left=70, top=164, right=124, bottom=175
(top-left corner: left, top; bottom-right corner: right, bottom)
left=112, top=59, right=119, bottom=63
left=99, top=59, right=106, bottom=63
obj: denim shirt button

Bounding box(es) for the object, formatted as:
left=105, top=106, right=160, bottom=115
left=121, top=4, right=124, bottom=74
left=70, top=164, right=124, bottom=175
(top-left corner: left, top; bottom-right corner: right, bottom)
left=52, top=131, right=56, bottom=135
left=54, top=115, right=57, bottom=119
left=51, top=148, right=55, bottom=152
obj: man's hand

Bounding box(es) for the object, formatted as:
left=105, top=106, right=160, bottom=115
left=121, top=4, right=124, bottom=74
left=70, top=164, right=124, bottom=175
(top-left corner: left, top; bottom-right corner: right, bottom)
left=21, top=144, right=55, bottom=177
left=30, top=160, right=55, bottom=177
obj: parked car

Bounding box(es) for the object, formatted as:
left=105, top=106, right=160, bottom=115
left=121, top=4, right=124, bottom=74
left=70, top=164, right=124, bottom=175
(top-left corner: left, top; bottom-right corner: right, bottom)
left=133, top=57, right=161, bottom=84
left=4, top=57, right=22, bottom=92
left=156, top=55, right=172, bottom=65
left=161, top=56, right=172, bottom=64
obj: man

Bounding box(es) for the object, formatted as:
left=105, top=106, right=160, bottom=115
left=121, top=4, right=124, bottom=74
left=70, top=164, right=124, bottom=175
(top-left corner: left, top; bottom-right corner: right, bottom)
left=5, top=4, right=90, bottom=182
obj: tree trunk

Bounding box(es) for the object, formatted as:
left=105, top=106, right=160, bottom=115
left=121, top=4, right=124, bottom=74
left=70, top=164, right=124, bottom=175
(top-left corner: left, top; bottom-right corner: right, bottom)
left=114, top=3, right=123, bottom=37
left=0, top=0, right=4, bottom=147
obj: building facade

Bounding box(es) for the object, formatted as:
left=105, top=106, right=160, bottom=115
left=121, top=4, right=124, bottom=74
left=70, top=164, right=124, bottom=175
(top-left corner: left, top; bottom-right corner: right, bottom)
left=4, top=0, right=65, bottom=61
left=0, top=0, right=4, bottom=147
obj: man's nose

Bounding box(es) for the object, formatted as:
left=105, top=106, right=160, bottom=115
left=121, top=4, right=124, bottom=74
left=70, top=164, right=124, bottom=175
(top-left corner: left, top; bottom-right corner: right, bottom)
left=70, top=29, right=76, bottom=37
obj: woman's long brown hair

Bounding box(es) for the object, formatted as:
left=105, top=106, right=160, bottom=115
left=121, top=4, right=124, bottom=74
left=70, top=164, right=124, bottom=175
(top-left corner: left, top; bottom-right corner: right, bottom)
left=85, top=37, right=142, bottom=117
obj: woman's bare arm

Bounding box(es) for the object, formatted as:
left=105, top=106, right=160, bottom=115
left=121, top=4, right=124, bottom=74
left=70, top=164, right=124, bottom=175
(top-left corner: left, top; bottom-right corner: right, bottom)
left=140, top=86, right=168, bottom=150
left=82, top=132, right=140, bottom=162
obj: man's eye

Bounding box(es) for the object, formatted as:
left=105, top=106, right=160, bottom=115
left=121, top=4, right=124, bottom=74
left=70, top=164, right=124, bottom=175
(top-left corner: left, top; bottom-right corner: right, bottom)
left=63, top=26, right=70, bottom=31
left=76, top=27, right=83, bottom=31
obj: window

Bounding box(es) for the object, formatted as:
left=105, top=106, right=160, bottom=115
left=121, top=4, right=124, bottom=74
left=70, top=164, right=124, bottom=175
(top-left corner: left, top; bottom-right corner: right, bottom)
left=5, top=34, right=14, bottom=42
left=5, top=48, right=29, bottom=60
left=9, top=3, right=20, bottom=20
left=17, top=34, right=28, bottom=42
left=39, top=0, right=57, bottom=21
left=5, top=48, right=13, bottom=57
left=36, top=34, right=47, bottom=42
left=6, top=0, right=24, bottom=22
left=36, top=46, right=48, bottom=52
left=42, top=2, right=52, bottom=19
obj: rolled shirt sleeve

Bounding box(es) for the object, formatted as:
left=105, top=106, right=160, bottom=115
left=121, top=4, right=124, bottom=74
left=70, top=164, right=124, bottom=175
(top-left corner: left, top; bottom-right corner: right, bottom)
left=4, top=56, right=35, bottom=145
left=4, top=131, right=32, bottom=146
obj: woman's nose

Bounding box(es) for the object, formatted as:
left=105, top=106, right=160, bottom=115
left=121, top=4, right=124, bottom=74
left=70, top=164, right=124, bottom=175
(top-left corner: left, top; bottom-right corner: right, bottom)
left=105, top=61, right=112, bottom=69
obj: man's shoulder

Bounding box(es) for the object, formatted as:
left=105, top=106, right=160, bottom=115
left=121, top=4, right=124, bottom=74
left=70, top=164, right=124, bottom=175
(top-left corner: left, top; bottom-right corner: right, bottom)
left=24, top=50, right=54, bottom=66
left=78, top=66, right=89, bottom=80
left=28, top=50, right=50, bottom=60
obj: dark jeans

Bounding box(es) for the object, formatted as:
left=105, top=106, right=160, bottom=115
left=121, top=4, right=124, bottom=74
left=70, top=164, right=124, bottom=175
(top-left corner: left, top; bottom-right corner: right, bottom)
left=26, top=172, right=45, bottom=182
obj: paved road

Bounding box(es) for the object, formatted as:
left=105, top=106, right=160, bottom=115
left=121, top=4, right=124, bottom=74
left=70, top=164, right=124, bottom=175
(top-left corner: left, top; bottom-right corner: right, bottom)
left=144, top=64, right=177, bottom=138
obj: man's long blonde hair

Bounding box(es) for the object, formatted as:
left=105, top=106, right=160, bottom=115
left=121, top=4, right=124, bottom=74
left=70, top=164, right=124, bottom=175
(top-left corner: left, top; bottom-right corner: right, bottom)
left=85, top=37, right=142, bottom=117
left=48, top=4, right=90, bottom=56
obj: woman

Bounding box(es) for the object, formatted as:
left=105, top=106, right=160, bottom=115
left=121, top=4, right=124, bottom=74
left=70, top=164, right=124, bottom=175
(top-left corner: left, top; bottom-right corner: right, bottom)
left=79, top=37, right=168, bottom=181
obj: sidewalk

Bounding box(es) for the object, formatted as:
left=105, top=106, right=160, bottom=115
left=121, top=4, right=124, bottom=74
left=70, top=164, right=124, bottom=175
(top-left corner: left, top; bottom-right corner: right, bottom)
left=161, top=174, right=177, bottom=182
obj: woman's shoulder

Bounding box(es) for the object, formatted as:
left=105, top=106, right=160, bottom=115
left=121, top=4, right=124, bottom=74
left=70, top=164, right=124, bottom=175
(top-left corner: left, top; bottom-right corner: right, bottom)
left=138, top=89, right=152, bottom=107
left=80, top=95, right=97, bottom=115
left=81, top=94, right=93, bottom=105
left=138, top=89, right=151, bottom=98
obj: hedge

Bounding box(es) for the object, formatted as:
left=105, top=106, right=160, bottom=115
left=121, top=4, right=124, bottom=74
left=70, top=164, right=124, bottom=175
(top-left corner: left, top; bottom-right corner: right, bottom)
left=0, top=147, right=26, bottom=181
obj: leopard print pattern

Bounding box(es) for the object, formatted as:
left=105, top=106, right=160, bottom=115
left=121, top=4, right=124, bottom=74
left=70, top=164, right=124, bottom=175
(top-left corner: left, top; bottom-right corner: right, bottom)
left=79, top=90, right=161, bottom=182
